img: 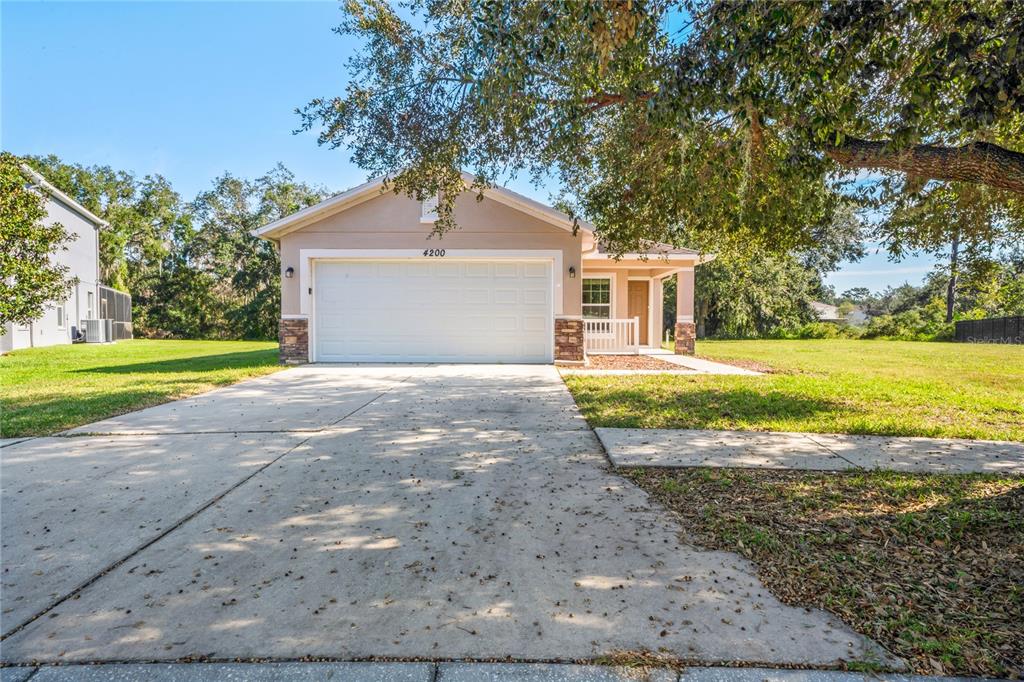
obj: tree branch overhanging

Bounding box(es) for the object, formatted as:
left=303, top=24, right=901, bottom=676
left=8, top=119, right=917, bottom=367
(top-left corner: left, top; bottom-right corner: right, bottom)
left=826, top=138, right=1024, bottom=194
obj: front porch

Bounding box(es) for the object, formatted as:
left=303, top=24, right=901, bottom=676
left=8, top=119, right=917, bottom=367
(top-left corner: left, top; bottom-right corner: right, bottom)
left=580, top=248, right=697, bottom=356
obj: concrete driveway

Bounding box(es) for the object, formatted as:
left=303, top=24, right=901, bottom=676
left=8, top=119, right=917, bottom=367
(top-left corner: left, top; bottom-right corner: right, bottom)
left=1, top=365, right=894, bottom=666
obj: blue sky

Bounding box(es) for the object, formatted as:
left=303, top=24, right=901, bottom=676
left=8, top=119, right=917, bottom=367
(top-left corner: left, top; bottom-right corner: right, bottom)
left=2, top=1, right=937, bottom=293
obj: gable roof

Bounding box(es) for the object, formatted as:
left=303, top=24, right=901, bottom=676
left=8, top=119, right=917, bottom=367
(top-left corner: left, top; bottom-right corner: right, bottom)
left=21, top=164, right=108, bottom=229
left=253, top=173, right=595, bottom=241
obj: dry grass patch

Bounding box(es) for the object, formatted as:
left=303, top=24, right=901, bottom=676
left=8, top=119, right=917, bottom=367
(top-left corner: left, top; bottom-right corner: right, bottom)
left=626, top=468, right=1023, bottom=678
left=585, top=355, right=682, bottom=370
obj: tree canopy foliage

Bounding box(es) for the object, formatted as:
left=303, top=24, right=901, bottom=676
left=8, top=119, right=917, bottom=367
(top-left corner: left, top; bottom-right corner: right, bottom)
left=0, top=153, right=78, bottom=328
left=873, top=179, right=1022, bottom=320
left=673, top=204, right=865, bottom=337
left=300, top=0, right=1023, bottom=255
left=20, top=156, right=326, bottom=340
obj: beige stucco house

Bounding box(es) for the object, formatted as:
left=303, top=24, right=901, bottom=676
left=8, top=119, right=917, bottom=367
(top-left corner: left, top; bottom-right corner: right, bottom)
left=255, top=175, right=705, bottom=365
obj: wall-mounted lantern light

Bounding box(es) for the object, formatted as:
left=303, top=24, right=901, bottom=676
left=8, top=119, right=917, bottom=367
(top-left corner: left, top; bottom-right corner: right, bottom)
left=568, top=266, right=576, bottom=279
left=284, top=267, right=294, bottom=279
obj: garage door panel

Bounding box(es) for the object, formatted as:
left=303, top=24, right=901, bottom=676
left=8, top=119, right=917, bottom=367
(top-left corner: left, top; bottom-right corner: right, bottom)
left=523, top=262, right=549, bottom=278
left=492, top=290, right=519, bottom=305
left=493, top=263, right=519, bottom=278
left=465, top=263, right=492, bottom=277
left=462, top=289, right=491, bottom=305
left=522, top=289, right=548, bottom=305
left=522, top=316, right=548, bottom=332
left=314, top=260, right=553, bottom=363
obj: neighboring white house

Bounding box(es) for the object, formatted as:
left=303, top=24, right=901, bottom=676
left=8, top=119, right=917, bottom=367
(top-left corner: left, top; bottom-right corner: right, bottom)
left=1, top=166, right=106, bottom=353
left=810, top=301, right=843, bottom=323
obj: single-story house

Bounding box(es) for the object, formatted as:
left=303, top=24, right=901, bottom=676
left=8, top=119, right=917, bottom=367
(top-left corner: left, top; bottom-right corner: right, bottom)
left=810, top=301, right=843, bottom=323
left=2, top=167, right=109, bottom=353
left=254, top=175, right=708, bottom=365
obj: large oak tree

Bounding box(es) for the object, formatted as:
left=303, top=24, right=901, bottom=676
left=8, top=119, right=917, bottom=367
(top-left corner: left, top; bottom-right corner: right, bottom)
left=300, top=0, right=1023, bottom=253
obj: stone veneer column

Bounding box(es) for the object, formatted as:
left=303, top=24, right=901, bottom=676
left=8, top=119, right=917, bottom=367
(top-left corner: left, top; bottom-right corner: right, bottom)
left=674, top=268, right=696, bottom=355
left=554, top=316, right=585, bottom=364
left=279, top=318, right=309, bottom=365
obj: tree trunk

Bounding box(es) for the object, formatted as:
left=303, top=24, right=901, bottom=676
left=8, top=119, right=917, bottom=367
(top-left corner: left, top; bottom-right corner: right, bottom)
left=946, top=231, right=959, bottom=324
left=826, top=138, right=1024, bottom=195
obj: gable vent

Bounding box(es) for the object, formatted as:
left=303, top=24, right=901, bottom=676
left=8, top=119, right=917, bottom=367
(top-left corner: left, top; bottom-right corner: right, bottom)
left=420, top=195, right=439, bottom=223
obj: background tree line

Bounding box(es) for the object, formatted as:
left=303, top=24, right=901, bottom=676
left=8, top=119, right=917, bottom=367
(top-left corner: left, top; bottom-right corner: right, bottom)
left=8, top=151, right=1021, bottom=344
left=19, top=155, right=326, bottom=340
left=661, top=242, right=1024, bottom=342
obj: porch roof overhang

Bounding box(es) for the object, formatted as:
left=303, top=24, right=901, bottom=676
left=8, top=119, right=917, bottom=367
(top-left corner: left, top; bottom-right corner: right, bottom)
left=581, top=253, right=713, bottom=279
left=581, top=241, right=714, bottom=277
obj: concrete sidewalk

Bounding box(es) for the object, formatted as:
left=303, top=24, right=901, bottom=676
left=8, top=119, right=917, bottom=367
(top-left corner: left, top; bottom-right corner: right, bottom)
left=641, top=350, right=762, bottom=375
left=0, top=663, right=995, bottom=682
left=595, top=428, right=1024, bottom=474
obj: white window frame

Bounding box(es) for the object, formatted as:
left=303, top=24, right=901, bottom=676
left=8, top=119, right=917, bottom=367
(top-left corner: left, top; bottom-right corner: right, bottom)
left=582, top=273, right=616, bottom=320
left=56, top=304, right=66, bottom=330
left=86, top=291, right=95, bottom=319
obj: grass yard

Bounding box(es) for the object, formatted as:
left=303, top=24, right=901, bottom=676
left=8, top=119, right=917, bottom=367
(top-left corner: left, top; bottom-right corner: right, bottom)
left=628, top=468, right=1023, bottom=677
left=566, top=340, right=1024, bottom=441
left=1, top=339, right=281, bottom=437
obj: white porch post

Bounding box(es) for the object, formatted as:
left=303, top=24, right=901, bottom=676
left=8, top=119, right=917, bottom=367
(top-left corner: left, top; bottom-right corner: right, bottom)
left=652, top=277, right=664, bottom=347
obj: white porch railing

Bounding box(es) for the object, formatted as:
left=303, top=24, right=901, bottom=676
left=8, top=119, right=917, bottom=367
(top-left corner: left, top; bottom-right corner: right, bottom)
left=584, top=317, right=640, bottom=354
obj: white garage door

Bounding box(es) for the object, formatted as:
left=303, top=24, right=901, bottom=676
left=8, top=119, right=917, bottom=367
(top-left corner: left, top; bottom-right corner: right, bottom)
left=313, top=260, right=553, bottom=363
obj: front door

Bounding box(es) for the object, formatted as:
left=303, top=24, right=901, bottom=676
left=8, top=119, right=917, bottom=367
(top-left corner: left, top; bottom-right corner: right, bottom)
left=627, top=280, right=649, bottom=346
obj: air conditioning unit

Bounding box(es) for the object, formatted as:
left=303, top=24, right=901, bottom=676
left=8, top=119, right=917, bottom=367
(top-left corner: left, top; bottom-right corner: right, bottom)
left=83, top=319, right=107, bottom=343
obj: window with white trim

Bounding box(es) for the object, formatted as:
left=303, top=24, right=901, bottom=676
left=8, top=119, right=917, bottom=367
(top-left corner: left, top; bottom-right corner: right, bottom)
left=582, top=278, right=611, bottom=319
left=420, top=195, right=439, bottom=223
left=56, top=304, right=66, bottom=329
left=87, top=291, right=94, bottom=319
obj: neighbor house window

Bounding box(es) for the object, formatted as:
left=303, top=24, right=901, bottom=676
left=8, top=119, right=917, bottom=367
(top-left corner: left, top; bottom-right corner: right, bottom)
left=87, top=291, right=95, bottom=319
left=582, top=278, right=611, bottom=319
left=56, top=305, right=66, bottom=329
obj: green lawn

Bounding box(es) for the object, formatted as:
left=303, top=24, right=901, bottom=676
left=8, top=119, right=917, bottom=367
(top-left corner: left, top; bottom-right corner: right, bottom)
left=1, top=340, right=282, bottom=437
left=566, top=340, right=1024, bottom=441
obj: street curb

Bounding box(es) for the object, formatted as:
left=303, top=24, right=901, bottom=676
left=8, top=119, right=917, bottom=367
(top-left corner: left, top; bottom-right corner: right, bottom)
left=0, top=663, right=1005, bottom=682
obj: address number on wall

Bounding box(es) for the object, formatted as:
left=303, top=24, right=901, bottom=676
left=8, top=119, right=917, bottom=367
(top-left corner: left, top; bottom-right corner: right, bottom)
left=423, top=249, right=446, bottom=257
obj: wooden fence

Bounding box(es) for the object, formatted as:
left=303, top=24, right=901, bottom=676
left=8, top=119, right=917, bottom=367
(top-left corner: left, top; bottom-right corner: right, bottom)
left=954, top=316, right=1022, bottom=344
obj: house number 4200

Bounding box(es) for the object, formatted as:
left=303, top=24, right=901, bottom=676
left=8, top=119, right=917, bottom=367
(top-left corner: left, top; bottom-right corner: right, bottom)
left=423, top=249, right=446, bottom=257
